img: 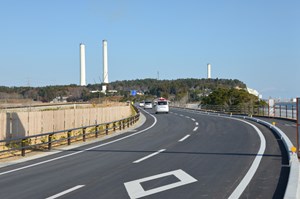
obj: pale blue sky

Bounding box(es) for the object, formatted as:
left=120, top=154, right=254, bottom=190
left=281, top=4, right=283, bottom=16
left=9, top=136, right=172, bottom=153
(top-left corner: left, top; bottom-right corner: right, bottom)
left=0, top=0, right=299, bottom=99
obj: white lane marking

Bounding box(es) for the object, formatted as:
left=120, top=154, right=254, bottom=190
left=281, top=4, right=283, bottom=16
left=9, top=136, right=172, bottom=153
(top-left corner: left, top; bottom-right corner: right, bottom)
left=178, top=135, right=190, bottom=142
left=0, top=110, right=157, bottom=176
left=174, top=108, right=267, bottom=198
left=223, top=118, right=266, bottom=199
left=179, top=114, right=184, bottom=117
left=185, top=116, right=190, bottom=119
left=133, top=149, right=166, bottom=163
left=191, top=118, right=195, bottom=121
left=195, top=122, right=199, bottom=126
left=46, top=185, right=85, bottom=199
left=124, top=169, right=197, bottom=199
left=193, top=127, right=198, bottom=132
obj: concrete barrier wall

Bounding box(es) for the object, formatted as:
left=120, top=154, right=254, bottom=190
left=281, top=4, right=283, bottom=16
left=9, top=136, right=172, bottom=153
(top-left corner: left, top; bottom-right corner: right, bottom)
left=0, top=105, right=132, bottom=139
left=0, top=113, right=7, bottom=140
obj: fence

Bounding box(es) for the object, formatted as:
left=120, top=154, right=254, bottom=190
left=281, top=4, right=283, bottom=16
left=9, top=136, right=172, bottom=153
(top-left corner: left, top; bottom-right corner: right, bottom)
left=0, top=105, right=140, bottom=157
left=198, top=104, right=297, bottom=120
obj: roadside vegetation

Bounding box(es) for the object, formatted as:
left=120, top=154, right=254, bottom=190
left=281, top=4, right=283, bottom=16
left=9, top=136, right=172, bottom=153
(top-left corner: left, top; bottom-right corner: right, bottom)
left=0, top=78, right=263, bottom=107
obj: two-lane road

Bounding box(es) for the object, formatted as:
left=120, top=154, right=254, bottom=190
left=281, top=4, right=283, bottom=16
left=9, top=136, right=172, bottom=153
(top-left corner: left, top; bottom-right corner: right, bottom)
left=0, top=107, right=289, bottom=198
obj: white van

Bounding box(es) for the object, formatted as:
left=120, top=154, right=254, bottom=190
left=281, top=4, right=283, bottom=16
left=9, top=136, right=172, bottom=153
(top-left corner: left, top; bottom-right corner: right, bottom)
left=155, top=100, right=169, bottom=114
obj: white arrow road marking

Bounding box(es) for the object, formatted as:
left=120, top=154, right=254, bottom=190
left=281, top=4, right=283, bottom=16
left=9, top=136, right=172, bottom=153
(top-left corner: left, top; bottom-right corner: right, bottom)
left=133, top=149, right=166, bottom=163
left=178, top=135, right=190, bottom=142
left=124, top=169, right=197, bottom=199
left=46, top=185, right=85, bottom=199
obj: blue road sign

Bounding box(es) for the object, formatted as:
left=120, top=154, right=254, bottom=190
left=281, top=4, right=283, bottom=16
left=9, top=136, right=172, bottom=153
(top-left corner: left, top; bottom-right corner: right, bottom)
left=131, top=90, right=137, bottom=96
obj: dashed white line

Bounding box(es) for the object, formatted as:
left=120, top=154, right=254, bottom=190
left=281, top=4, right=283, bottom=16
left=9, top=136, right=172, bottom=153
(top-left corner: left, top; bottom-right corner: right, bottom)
left=178, top=135, right=190, bottom=142
left=191, top=118, right=195, bottom=121
left=133, top=149, right=166, bottom=163
left=46, top=185, right=85, bottom=199
left=193, top=127, right=198, bottom=132
left=185, top=116, right=190, bottom=119
left=195, top=122, right=199, bottom=126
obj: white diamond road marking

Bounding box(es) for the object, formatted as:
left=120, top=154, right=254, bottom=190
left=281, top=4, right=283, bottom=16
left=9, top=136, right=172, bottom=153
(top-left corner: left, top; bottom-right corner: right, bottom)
left=124, top=169, right=197, bottom=199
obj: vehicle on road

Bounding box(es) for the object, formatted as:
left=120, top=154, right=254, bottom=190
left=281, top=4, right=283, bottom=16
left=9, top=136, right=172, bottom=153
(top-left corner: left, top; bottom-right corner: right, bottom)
left=155, top=98, right=169, bottom=113
left=139, top=101, right=145, bottom=107
left=144, top=101, right=153, bottom=109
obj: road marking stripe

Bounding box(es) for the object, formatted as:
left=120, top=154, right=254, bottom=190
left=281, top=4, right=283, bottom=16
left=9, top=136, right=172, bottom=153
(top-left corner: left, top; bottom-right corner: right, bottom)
left=195, top=122, right=199, bottom=126
left=219, top=117, right=266, bottom=199
left=193, top=127, right=198, bottom=132
left=46, top=185, right=85, bottom=199
left=191, top=118, right=195, bottom=121
left=185, top=116, right=190, bottom=119
left=133, top=149, right=166, bottom=163
left=124, top=169, right=197, bottom=199
left=178, top=135, right=190, bottom=142
left=0, top=109, right=158, bottom=176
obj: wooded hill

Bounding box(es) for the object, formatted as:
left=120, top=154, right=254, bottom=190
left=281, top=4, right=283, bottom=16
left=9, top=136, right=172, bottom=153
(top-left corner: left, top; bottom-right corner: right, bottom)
left=0, top=78, right=248, bottom=103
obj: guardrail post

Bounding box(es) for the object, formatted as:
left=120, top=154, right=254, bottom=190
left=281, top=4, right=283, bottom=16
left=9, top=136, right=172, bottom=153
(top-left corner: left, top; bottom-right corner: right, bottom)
left=285, top=105, right=288, bottom=118
left=21, top=139, right=26, bottom=157
left=123, top=119, right=126, bottom=129
left=279, top=106, right=282, bottom=117
left=48, top=134, right=52, bottom=150
left=127, top=119, right=130, bottom=128
left=106, top=124, right=109, bottom=135
left=95, top=125, right=99, bottom=138
left=67, top=130, right=71, bottom=145
left=113, top=122, right=116, bottom=131
left=83, top=128, right=86, bottom=142
left=119, top=121, right=122, bottom=130
left=292, top=106, right=294, bottom=119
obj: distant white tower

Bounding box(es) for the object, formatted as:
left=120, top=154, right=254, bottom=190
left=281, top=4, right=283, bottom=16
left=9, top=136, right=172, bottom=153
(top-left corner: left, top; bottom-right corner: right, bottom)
left=80, top=43, right=86, bottom=86
left=102, top=40, right=109, bottom=92
left=207, top=63, right=211, bottom=79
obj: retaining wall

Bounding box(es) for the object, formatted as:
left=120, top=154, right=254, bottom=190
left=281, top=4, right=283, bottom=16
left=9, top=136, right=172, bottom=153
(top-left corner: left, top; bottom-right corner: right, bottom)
left=0, top=105, right=132, bottom=140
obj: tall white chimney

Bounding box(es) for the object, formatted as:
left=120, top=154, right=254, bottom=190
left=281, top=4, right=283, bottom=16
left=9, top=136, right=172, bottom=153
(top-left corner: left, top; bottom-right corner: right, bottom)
left=103, top=40, right=109, bottom=84
left=80, top=43, right=86, bottom=86
left=207, top=63, right=211, bottom=79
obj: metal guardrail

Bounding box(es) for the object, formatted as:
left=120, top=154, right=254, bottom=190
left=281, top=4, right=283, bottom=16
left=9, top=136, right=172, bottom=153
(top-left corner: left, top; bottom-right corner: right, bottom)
left=0, top=105, right=140, bottom=157
left=173, top=106, right=299, bottom=199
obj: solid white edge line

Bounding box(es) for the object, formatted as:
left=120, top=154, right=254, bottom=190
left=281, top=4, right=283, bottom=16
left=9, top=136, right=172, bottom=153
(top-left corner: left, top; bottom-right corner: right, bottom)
left=178, top=135, right=190, bottom=142
left=174, top=108, right=267, bottom=198
left=46, top=185, right=85, bottom=199
left=228, top=118, right=266, bottom=199
left=0, top=109, right=157, bottom=176
left=133, top=149, right=166, bottom=164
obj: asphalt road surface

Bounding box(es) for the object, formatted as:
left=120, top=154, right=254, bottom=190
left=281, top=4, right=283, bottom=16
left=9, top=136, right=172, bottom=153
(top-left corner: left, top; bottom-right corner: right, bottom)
left=0, top=107, right=289, bottom=199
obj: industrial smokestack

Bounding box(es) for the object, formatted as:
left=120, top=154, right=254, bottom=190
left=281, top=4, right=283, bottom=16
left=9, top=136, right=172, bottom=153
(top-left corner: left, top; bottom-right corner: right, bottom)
left=103, top=40, right=109, bottom=84
left=207, top=63, right=211, bottom=79
left=80, top=43, right=86, bottom=86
